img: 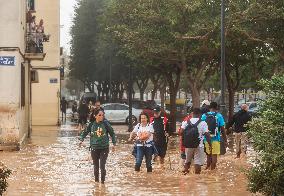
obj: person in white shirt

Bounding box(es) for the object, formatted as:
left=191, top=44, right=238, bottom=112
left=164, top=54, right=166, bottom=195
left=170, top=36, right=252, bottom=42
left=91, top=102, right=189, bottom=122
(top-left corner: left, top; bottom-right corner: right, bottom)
left=128, top=113, right=155, bottom=172
left=180, top=108, right=212, bottom=174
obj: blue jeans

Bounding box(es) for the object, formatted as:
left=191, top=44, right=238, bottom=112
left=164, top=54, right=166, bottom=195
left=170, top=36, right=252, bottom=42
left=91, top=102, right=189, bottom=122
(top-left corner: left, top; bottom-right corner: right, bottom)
left=135, top=145, right=153, bottom=171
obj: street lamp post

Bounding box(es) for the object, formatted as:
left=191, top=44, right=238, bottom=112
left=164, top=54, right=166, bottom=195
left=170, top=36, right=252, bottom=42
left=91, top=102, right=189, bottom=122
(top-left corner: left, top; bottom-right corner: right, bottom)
left=128, top=65, right=133, bottom=132
left=109, top=63, right=112, bottom=102
left=220, top=0, right=227, bottom=120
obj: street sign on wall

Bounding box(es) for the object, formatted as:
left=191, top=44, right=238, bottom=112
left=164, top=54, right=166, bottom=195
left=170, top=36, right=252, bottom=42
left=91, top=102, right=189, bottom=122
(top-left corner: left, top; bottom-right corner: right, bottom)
left=50, top=78, right=58, bottom=83
left=0, top=56, right=15, bottom=66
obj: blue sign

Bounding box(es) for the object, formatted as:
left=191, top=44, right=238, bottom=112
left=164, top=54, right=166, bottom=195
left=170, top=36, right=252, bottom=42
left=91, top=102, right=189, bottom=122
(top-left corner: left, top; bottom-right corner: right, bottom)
left=50, top=78, right=58, bottom=83
left=0, top=56, right=15, bottom=66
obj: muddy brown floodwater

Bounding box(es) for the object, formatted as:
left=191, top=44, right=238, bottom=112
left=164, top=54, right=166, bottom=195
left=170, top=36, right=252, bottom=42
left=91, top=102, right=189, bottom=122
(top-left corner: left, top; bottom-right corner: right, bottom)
left=0, top=124, right=256, bottom=196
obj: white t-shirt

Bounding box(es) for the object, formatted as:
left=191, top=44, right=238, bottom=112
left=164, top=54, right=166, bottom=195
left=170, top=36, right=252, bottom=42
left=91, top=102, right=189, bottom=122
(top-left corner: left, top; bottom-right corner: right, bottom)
left=181, top=118, right=209, bottom=147
left=133, top=123, right=154, bottom=146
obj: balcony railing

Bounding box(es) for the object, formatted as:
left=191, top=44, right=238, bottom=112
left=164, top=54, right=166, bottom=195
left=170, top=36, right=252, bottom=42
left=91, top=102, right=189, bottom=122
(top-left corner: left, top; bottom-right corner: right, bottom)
left=25, top=32, right=49, bottom=60
left=26, top=32, right=49, bottom=53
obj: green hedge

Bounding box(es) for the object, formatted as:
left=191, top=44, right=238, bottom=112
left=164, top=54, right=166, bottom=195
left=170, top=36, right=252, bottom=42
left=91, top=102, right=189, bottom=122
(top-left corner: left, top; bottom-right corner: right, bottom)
left=247, top=75, right=284, bottom=195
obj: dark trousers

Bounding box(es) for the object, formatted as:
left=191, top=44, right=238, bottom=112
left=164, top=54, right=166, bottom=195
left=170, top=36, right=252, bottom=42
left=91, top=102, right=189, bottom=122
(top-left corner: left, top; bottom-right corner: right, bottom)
left=135, top=145, right=153, bottom=172
left=61, top=111, right=66, bottom=121
left=155, top=143, right=167, bottom=158
left=91, top=148, right=109, bottom=182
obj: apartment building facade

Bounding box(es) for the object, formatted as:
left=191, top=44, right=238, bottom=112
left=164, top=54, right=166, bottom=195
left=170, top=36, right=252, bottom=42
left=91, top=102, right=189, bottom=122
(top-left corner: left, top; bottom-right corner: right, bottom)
left=0, top=0, right=60, bottom=150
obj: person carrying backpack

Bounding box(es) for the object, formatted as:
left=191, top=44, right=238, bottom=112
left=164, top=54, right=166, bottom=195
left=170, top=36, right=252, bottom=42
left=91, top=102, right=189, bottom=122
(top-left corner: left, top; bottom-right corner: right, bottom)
left=128, top=113, right=155, bottom=172
left=78, top=109, right=116, bottom=184
left=201, top=102, right=228, bottom=170
left=180, top=108, right=211, bottom=174
left=178, top=113, right=192, bottom=166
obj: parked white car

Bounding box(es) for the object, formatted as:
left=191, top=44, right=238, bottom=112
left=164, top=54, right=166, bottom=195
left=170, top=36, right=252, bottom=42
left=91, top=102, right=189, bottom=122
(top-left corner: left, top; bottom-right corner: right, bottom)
left=101, top=103, right=142, bottom=124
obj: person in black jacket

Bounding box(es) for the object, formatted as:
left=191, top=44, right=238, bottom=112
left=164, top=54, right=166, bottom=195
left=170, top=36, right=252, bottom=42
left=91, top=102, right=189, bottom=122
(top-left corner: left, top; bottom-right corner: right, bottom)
left=226, top=104, right=252, bottom=158
left=60, top=97, right=68, bottom=122
left=151, top=107, right=170, bottom=166
left=78, top=100, right=89, bottom=133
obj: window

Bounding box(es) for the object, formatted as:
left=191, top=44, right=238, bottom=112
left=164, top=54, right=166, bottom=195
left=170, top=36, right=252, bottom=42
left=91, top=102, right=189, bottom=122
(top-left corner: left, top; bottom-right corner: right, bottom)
left=31, top=70, right=38, bottom=83
left=28, top=0, right=35, bottom=11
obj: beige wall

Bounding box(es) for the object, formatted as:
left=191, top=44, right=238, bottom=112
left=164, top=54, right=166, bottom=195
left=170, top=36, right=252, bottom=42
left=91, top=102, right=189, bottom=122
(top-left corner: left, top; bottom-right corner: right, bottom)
left=32, top=70, right=60, bottom=125
left=33, top=0, right=60, bottom=67
left=31, top=0, right=60, bottom=125
left=0, top=0, right=29, bottom=150
left=0, top=0, right=26, bottom=51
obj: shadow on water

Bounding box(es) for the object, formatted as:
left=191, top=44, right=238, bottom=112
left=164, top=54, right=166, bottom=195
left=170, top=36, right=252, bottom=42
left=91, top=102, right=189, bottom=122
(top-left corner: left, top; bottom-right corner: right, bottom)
left=0, top=123, right=254, bottom=195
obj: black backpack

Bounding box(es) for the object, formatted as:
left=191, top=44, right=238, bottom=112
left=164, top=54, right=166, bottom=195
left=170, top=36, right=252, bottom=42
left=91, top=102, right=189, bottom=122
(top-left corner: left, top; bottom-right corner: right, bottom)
left=182, top=119, right=201, bottom=148
left=205, top=113, right=218, bottom=135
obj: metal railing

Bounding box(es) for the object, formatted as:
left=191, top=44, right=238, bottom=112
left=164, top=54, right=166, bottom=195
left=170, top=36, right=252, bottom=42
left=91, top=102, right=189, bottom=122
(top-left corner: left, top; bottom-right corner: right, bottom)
left=25, top=32, right=50, bottom=53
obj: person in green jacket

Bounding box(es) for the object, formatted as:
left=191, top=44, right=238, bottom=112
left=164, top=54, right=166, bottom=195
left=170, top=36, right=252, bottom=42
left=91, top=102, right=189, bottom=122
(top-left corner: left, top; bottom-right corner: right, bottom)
left=79, top=109, right=116, bottom=184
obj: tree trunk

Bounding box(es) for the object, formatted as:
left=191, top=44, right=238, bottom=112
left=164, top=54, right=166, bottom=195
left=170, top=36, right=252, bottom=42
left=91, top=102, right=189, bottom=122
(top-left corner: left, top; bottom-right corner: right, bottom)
left=136, top=78, right=149, bottom=101
left=228, top=88, right=235, bottom=121
left=165, top=68, right=181, bottom=133
left=150, top=74, right=161, bottom=100
left=139, top=89, right=143, bottom=100
left=160, top=87, right=165, bottom=108
left=85, top=81, right=92, bottom=93
left=118, top=83, right=124, bottom=100
left=151, top=83, right=159, bottom=100
left=188, top=82, right=201, bottom=108
left=159, top=79, right=167, bottom=109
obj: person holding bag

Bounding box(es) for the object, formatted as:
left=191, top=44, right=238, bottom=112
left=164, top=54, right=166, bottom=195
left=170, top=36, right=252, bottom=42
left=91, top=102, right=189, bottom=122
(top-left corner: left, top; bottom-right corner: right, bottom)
left=128, top=113, right=155, bottom=172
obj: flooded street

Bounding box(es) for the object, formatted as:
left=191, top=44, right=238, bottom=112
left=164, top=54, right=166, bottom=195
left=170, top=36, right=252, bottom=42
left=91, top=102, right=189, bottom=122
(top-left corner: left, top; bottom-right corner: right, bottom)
left=0, top=122, right=253, bottom=196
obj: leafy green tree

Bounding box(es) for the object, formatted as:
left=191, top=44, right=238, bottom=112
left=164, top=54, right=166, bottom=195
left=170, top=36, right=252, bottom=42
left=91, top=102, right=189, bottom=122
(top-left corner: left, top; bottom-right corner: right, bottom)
left=247, top=74, right=284, bottom=195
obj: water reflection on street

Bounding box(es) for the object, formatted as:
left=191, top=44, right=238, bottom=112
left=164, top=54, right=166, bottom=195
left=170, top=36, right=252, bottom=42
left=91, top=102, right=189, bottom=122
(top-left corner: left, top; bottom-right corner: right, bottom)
left=0, top=123, right=254, bottom=196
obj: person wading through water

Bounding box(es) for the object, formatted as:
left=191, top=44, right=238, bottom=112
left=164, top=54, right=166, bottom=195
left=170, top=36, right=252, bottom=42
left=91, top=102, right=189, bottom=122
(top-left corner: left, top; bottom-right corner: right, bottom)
left=180, top=108, right=211, bottom=174
left=201, top=102, right=228, bottom=170
left=151, top=106, right=169, bottom=167
left=128, top=113, right=155, bottom=172
left=79, top=109, right=116, bottom=184
left=226, top=104, right=251, bottom=158
left=78, top=100, right=89, bottom=134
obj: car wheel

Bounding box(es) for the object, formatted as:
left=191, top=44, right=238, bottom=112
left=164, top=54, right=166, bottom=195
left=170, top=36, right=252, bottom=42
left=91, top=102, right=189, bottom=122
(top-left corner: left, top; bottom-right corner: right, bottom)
left=126, top=115, right=137, bottom=125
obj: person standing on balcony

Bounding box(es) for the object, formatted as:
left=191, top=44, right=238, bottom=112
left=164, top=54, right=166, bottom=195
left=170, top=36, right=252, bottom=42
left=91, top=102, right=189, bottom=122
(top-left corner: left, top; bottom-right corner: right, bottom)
left=36, top=19, right=44, bottom=53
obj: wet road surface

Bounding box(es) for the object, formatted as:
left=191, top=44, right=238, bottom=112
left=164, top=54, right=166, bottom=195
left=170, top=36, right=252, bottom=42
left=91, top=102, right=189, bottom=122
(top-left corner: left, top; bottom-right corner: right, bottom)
left=0, top=122, right=254, bottom=196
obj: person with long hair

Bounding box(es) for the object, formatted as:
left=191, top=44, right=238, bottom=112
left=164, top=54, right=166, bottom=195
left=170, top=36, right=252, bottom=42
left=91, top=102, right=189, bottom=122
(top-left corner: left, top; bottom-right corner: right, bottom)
left=79, top=109, right=116, bottom=183
left=128, top=113, right=155, bottom=172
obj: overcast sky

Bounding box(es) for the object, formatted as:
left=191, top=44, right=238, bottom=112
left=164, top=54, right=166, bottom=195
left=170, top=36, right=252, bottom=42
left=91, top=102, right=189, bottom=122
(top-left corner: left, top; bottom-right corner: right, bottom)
left=60, top=0, right=77, bottom=54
